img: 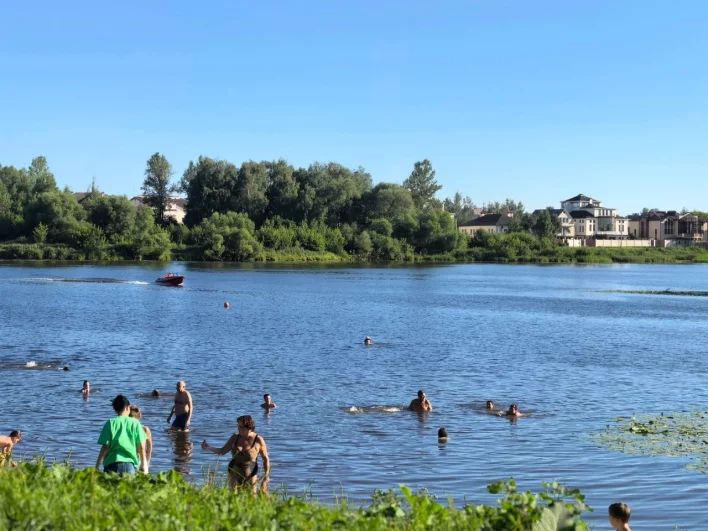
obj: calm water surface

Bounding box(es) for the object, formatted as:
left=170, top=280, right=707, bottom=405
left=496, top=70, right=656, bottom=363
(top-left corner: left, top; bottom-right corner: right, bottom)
left=2, top=262, right=708, bottom=528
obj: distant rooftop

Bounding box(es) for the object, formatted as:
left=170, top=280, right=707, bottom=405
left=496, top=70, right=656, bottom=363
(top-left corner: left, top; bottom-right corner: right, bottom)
left=459, top=213, right=512, bottom=227
left=563, top=194, right=594, bottom=203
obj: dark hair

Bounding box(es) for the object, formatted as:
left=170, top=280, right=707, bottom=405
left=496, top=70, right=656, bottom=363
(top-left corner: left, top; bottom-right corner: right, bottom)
left=486, top=400, right=494, bottom=407
left=237, top=415, right=256, bottom=431
left=151, top=389, right=160, bottom=397
left=112, top=395, right=130, bottom=413
left=508, top=403, right=518, bottom=413
left=83, top=380, right=89, bottom=386
left=418, top=390, right=425, bottom=398
left=9, top=430, right=21, bottom=439
left=263, top=394, right=270, bottom=400
left=608, top=502, right=631, bottom=523
left=438, top=428, right=448, bottom=438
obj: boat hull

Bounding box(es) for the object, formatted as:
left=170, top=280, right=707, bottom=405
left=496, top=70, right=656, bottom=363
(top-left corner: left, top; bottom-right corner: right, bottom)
left=155, top=276, right=184, bottom=287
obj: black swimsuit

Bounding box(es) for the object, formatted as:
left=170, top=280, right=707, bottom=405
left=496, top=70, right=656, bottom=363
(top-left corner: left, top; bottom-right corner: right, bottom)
left=228, top=433, right=259, bottom=482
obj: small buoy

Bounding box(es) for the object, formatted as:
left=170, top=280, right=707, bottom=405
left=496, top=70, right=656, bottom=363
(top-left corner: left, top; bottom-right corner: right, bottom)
left=224, top=302, right=230, bottom=309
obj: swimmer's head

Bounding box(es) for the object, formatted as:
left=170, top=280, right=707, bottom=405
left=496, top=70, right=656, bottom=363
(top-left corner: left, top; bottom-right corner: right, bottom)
left=129, top=405, right=142, bottom=420
left=418, top=390, right=426, bottom=399
left=176, top=381, right=186, bottom=392
left=437, top=427, right=448, bottom=439
left=364, top=337, right=372, bottom=345
left=151, top=389, right=160, bottom=397
left=9, top=430, right=22, bottom=442
left=82, top=381, right=90, bottom=390
left=508, top=403, right=518, bottom=414
left=62, top=366, right=70, bottom=371
left=608, top=502, right=631, bottom=526
left=263, top=394, right=271, bottom=402
left=486, top=400, right=494, bottom=409
left=112, top=395, right=130, bottom=414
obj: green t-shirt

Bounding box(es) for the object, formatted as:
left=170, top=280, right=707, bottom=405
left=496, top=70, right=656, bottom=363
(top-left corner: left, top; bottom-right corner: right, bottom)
left=97, top=415, right=147, bottom=467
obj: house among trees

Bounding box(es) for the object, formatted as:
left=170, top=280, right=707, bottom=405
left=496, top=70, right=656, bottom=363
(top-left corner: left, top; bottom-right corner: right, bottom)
left=458, top=213, right=512, bottom=235
left=73, top=191, right=106, bottom=203
left=130, top=195, right=186, bottom=224
left=559, top=194, right=629, bottom=240
left=531, top=208, right=574, bottom=239
left=627, top=211, right=706, bottom=244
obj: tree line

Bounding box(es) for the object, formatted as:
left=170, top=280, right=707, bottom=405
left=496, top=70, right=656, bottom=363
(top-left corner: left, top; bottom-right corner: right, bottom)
left=0, top=154, right=560, bottom=261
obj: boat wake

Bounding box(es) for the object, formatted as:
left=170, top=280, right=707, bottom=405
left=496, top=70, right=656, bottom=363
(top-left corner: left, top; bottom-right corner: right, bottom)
left=20, top=277, right=150, bottom=285
left=0, top=360, right=64, bottom=370
left=345, top=405, right=406, bottom=414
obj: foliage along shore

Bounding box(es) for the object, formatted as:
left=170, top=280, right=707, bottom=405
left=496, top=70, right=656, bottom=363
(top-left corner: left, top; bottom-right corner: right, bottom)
left=3, top=239, right=708, bottom=264
left=0, top=461, right=591, bottom=530
left=3, top=155, right=708, bottom=265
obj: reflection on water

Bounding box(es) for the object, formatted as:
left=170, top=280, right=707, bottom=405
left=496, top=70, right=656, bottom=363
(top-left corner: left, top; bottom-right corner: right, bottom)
left=170, top=431, right=193, bottom=475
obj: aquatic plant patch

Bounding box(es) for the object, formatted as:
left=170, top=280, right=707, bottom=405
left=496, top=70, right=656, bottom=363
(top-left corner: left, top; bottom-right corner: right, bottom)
left=598, top=290, right=708, bottom=297
left=589, top=412, right=708, bottom=473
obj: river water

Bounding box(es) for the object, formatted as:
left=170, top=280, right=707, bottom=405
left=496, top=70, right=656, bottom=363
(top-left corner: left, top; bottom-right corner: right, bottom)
left=1, top=262, right=707, bottom=528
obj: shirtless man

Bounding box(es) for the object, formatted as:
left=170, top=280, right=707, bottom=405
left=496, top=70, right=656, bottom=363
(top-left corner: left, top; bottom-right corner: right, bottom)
left=409, top=390, right=433, bottom=413
left=260, top=394, right=277, bottom=411
left=0, top=430, right=23, bottom=454
left=167, top=381, right=193, bottom=430
left=498, top=403, right=526, bottom=418
left=81, top=381, right=91, bottom=395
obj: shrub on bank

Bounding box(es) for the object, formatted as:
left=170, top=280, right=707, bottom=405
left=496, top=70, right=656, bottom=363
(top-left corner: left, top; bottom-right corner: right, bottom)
left=0, top=462, right=591, bottom=530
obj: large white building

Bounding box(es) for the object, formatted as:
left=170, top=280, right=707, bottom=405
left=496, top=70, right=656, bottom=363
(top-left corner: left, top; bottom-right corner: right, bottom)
left=561, top=194, right=628, bottom=239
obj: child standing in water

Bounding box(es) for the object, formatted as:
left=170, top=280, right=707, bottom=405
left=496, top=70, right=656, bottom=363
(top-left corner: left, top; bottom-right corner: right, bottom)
left=608, top=502, right=631, bottom=531
left=129, top=406, right=152, bottom=471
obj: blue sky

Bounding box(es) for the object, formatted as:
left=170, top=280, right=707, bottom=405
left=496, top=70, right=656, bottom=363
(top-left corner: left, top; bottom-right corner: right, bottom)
left=1, top=0, right=707, bottom=214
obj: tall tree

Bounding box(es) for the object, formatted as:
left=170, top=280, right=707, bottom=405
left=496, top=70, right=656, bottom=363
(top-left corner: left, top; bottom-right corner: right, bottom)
left=403, top=159, right=442, bottom=209
left=182, top=157, right=239, bottom=227
left=233, top=161, right=268, bottom=222
left=142, top=153, right=175, bottom=226
left=28, top=156, right=57, bottom=195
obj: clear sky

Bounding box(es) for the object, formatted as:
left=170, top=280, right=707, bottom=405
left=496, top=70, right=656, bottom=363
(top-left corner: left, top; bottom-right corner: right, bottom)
left=1, top=0, right=707, bottom=214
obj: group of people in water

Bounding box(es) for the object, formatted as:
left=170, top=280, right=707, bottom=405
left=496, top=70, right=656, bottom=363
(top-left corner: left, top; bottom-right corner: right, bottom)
left=4, top=344, right=634, bottom=527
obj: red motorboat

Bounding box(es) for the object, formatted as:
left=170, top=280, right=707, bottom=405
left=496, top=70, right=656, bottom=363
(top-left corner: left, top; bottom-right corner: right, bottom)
left=155, top=273, right=185, bottom=287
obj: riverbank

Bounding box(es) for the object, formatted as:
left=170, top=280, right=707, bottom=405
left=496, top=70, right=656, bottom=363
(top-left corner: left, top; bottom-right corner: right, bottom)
left=0, top=462, right=589, bottom=530
left=3, top=241, right=708, bottom=264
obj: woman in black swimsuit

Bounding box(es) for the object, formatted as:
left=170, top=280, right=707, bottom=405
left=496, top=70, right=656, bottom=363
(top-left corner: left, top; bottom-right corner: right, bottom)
left=202, top=415, right=270, bottom=495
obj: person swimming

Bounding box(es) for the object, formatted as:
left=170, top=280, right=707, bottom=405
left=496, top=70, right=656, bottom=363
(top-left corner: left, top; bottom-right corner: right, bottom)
left=151, top=389, right=160, bottom=397
left=498, top=403, right=526, bottom=418
left=409, top=390, right=433, bottom=413
left=437, top=427, right=448, bottom=442
left=260, top=394, right=277, bottom=410
left=81, top=381, right=91, bottom=395
left=485, top=400, right=495, bottom=410
left=364, top=337, right=372, bottom=345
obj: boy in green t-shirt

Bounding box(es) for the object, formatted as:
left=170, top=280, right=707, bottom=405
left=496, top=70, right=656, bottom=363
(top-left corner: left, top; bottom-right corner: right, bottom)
left=96, top=395, right=148, bottom=474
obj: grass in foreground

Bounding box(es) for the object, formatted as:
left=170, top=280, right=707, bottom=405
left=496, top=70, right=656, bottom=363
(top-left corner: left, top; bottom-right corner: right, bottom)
left=0, top=461, right=591, bottom=530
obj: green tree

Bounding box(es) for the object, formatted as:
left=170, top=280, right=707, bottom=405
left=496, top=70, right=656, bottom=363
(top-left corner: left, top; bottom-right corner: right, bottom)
left=265, top=160, right=300, bottom=220
left=32, top=222, right=49, bottom=243
left=403, top=159, right=442, bottom=209
left=531, top=209, right=561, bottom=239
left=233, top=161, right=268, bottom=222
left=82, top=194, right=137, bottom=242
left=142, top=153, right=176, bottom=226
left=183, top=158, right=239, bottom=226
left=28, top=156, right=57, bottom=195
